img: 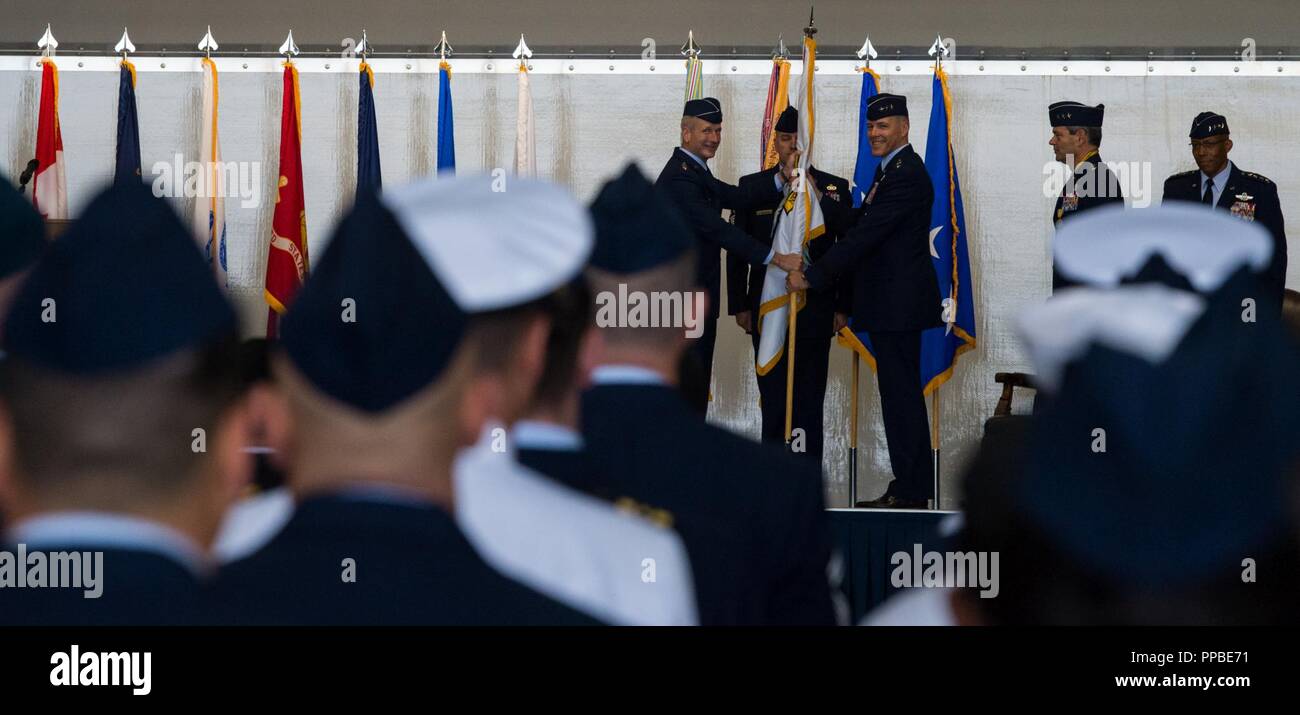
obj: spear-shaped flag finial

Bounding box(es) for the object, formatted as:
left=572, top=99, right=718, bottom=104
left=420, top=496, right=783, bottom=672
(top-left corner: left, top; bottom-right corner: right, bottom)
left=198, top=25, right=218, bottom=56
left=37, top=24, right=58, bottom=57
left=279, top=29, right=299, bottom=57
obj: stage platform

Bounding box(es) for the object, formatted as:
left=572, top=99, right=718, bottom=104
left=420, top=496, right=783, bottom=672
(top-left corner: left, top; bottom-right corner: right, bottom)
left=828, top=508, right=962, bottom=623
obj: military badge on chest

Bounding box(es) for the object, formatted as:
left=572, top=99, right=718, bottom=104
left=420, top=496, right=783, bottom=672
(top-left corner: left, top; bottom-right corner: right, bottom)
left=1230, top=193, right=1256, bottom=222
left=1061, top=194, right=1079, bottom=213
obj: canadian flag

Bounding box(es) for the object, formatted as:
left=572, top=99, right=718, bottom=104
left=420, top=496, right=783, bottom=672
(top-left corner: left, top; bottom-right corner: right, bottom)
left=32, top=58, right=67, bottom=220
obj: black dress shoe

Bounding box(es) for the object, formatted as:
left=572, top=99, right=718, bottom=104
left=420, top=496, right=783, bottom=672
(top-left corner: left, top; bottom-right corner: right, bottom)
left=855, top=495, right=929, bottom=510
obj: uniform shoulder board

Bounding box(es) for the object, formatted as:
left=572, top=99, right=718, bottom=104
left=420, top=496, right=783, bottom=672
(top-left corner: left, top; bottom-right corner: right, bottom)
left=1169, top=169, right=1197, bottom=179
left=1242, top=171, right=1275, bottom=186
left=613, top=496, right=674, bottom=529
left=680, top=161, right=690, bottom=172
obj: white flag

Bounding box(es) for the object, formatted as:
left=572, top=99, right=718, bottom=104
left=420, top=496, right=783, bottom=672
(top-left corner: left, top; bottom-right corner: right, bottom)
left=756, top=35, right=824, bottom=375
left=514, top=66, right=535, bottom=177
left=193, top=57, right=228, bottom=287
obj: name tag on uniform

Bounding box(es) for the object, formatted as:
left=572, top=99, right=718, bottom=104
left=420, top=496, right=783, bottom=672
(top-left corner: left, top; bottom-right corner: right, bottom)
left=755, top=209, right=774, bottom=216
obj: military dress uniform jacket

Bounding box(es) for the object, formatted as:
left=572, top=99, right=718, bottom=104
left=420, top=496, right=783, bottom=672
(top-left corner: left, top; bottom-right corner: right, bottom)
left=1053, top=151, right=1125, bottom=227
left=655, top=148, right=783, bottom=318
left=580, top=382, right=837, bottom=625
left=0, top=545, right=204, bottom=626
left=208, top=494, right=600, bottom=625
left=726, top=165, right=854, bottom=340
left=1162, top=165, right=1287, bottom=310
left=802, top=145, right=942, bottom=332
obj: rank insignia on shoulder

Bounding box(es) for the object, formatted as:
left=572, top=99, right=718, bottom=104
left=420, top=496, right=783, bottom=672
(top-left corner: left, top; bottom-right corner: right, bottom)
left=1243, top=172, right=1274, bottom=185
left=613, top=496, right=674, bottom=529
left=894, top=158, right=903, bottom=170
left=681, top=162, right=689, bottom=172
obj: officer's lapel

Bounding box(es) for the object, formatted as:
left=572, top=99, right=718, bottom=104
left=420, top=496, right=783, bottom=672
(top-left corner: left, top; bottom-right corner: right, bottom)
left=1216, top=165, right=1241, bottom=212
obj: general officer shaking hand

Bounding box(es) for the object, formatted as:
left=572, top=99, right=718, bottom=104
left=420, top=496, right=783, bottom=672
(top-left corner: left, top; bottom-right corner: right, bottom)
left=656, top=98, right=803, bottom=414
left=786, top=94, right=941, bottom=509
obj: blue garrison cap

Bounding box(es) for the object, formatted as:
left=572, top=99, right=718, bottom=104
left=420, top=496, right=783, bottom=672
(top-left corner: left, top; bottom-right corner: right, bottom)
left=279, top=188, right=467, bottom=413
left=1021, top=268, right=1300, bottom=588
left=588, top=163, right=695, bottom=273
left=867, top=93, right=908, bottom=121
left=0, top=175, right=46, bottom=280
left=683, top=97, right=723, bottom=124
left=1049, top=100, right=1104, bottom=127
left=3, top=182, right=237, bottom=373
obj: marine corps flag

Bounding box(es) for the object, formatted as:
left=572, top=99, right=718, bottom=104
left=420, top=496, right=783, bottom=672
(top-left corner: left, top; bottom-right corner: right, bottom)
left=756, top=34, right=823, bottom=376
left=32, top=58, right=67, bottom=220
left=265, top=61, right=309, bottom=338
left=357, top=62, right=382, bottom=191
left=437, top=61, right=456, bottom=173
left=759, top=56, right=791, bottom=170
left=194, top=57, right=228, bottom=287
left=919, top=64, right=976, bottom=394
left=114, top=59, right=141, bottom=185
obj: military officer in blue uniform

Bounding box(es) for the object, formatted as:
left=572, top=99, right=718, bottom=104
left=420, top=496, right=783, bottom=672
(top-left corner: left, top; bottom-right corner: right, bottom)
left=787, top=94, right=941, bottom=509
left=1048, top=101, right=1125, bottom=289
left=1162, top=111, right=1287, bottom=316
left=727, top=106, right=852, bottom=463
left=210, top=188, right=598, bottom=625
left=0, top=183, right=253, bottom=625
left=655, top=97, right=804, bottom=413
left=579, top=164, right=838, bottom=624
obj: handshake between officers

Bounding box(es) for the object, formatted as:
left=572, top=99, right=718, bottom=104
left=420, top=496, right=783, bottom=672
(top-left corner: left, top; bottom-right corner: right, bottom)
left=659, top=93, right=943, bottom=510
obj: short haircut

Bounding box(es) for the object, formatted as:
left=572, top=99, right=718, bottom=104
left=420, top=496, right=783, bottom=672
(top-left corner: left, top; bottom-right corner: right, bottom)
left=585, top=250, right=698, bottom=350
left=1066, top=125, right=1102, bottom=147
left=527, top=278, right=593, bottom=411
left=0, top=333, right=245, bottom=502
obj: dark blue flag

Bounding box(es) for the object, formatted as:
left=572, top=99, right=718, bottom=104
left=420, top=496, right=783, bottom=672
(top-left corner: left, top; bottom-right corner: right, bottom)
left=437, top=61, right=456, bottom=173
left=357, top=63, right=382, bottom=191
left=114, top=61, right=141, bottom=185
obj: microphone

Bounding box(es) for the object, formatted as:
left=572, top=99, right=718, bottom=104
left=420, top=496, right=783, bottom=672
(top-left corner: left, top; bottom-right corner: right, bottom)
left=17, top=158, right=39, bottom=194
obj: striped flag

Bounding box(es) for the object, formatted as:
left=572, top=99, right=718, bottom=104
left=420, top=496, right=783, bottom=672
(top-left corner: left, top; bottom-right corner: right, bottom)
left=437, top=61, right=456, bottom=174
left=264, top=61, right=309, bottom=338
left=759, top=57, right=791, bottom=170
left=756, top=34, right=824, bottom=375
left=114, top=59, right=141, bottom=185
left=32, top=58, right=67, bottom=220
left=193, top=57, right=227, bottom=286
left=514, top=63, right=535, bottom=176
left=684, top=54, right=703, bottom=101
left=920, top=65, right=976, bottom=393
left=357, top=62, right=382, bottom=191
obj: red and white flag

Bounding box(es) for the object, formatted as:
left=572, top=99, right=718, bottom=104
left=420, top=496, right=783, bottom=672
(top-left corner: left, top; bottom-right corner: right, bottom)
left=32, top=58, right=67, bottom=220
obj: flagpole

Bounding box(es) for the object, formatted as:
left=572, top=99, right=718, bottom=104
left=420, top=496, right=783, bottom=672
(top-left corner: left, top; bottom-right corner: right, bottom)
left=850, top=351, right=859, bottom=506
left=931, top=388, right=941, bottom=510
left=784, top=290, right=798, bottom=444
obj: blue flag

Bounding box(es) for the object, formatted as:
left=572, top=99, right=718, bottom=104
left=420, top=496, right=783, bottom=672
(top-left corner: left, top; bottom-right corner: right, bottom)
left=851, top=69, right=882, bottom=208
left=919, top=66, right=976, bottom=394
left=437, top=61, right=456, bottom=173
left=114, top=61, right=141, bottom=185
left=357, top=63, right=382, bottom=191
left=837, top=69, right=884, bottom=368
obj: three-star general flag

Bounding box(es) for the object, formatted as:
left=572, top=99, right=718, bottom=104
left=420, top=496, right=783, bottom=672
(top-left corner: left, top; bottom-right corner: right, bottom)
left=193, top=57, right=227, bottom=287
left=32, top=58, right=67, bottom=220
left=835, top=67, right=884, bottom=367
left=357, top=61, right=382, bottom=191
left=514, top=63, right=535, bottom=176
left=759, top=56, right=790, bottom=170
left=437, top=61, right=456, bottom=173
left=114, top=59, right=141, bottom=185
left=919, top=65, right=976, bottom=394
left=756, top=34, right=824, bottom=376
left=265, top=61, right=309, bottom=338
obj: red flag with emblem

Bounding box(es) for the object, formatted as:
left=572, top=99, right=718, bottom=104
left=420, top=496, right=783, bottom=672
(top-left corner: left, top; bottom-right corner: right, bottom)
left=264, top=61, right=309, bottom=338
left=32, top=58, right=68, bottom=220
